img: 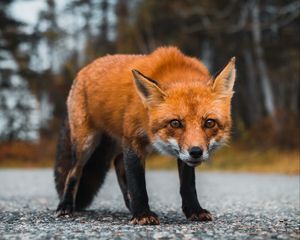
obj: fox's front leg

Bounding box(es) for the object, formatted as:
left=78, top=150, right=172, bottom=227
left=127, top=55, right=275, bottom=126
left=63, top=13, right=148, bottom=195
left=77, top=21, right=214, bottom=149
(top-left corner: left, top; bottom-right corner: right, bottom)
left=123, top=145, right=159, bottom=225
left=114, top=153, right=131, bottom=210
left=177, top=159, right=213, bottom=221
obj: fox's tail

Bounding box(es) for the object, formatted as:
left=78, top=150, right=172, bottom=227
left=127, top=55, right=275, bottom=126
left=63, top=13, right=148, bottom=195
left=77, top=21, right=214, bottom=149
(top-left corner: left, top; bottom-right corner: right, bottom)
left=54, top=115, right=116, bottom=210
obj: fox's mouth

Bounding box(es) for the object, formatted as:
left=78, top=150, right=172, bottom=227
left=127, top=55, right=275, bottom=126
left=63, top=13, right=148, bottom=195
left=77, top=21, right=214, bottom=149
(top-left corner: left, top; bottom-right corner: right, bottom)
left=178, top=148, right=209, bottom=167
left=183, top=158, right=206, bottom=167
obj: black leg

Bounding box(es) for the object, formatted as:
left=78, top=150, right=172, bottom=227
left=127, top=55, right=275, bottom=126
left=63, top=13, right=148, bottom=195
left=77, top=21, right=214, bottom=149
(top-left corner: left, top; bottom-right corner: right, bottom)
left=177, top=159, right=212, bottom=221
left=123, top=146, right=159, bottom=225
left=114, top=153, right=131, bottom=210
left=56, top=144, right=84, bottom=217
left=56, top=175, right=77, bottom=216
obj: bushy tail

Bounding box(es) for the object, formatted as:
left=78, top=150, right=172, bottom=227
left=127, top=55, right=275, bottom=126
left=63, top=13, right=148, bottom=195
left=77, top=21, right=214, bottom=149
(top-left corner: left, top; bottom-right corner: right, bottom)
left=54, top=116, right=72, bottom=200
left=54, top=116, right=116, bottom=210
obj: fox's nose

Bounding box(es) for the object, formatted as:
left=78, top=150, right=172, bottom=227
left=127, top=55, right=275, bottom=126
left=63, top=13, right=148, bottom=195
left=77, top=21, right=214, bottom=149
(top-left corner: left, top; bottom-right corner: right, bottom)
left=189, top=147, right=203, bottom=158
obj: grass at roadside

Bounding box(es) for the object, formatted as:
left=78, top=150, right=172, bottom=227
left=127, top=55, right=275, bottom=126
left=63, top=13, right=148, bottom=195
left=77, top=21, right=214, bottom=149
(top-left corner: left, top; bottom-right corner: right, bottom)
left=147, top=146, right=299, bottom=175
left=0, top=141, right=299, bottom=174
left=0, top=140, right=55, bottom=168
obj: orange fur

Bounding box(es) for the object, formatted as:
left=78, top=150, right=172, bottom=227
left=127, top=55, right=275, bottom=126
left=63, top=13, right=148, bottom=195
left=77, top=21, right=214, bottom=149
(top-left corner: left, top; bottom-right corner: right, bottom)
left=67, top=46, right=235, bottom=159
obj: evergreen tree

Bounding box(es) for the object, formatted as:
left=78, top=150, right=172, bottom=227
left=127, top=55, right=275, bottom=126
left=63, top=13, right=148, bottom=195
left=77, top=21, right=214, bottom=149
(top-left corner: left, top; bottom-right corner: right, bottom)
left=0, top=0, right=40, bottom=141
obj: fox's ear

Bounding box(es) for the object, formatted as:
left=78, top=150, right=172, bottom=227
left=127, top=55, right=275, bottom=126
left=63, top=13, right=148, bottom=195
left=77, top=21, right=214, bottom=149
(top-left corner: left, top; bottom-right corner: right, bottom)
left=212, top=57, right=236, bottom=97
left=132, top=69, right=166, bottom=106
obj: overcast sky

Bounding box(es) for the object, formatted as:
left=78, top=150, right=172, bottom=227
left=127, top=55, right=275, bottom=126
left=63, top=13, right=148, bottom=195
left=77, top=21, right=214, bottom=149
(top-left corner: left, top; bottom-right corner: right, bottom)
left=9, top=0, right=67, bottom=31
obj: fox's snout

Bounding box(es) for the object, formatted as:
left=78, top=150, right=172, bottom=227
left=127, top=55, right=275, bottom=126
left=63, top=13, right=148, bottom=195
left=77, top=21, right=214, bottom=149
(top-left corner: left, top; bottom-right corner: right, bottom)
left=189, top=146, right=203, bottom=158
left=183, top=146, right=206, bottom=167
left=153, top=137, right=213, bottom=167
left=181, top=145, right=209, bottom=167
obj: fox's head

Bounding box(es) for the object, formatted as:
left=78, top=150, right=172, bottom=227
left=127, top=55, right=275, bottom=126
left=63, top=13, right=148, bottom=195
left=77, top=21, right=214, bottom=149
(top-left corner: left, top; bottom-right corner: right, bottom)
left=132, top=58, right=236, bottom=167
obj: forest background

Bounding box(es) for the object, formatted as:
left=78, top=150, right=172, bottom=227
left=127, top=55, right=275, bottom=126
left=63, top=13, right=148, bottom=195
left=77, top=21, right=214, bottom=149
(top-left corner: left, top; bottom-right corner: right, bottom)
left=0, top=0, right=299, bottom=174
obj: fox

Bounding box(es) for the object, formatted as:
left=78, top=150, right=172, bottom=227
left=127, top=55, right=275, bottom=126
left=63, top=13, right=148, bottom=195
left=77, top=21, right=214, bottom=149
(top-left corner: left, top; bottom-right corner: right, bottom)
left=54, top=46, right=236, bottom=225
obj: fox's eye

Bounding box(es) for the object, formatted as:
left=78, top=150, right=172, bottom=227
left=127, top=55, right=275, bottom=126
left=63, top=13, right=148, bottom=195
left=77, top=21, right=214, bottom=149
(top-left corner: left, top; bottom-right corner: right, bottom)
left=204, top=119, right=216, bottom=128
left=170, top=119, right=182, bottom=128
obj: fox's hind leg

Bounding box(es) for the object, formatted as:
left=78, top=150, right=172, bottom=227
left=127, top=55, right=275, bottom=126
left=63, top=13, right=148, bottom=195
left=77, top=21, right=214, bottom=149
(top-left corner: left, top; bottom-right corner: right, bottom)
left=56, top=79, right=103, bottom=216
left=75, top=133, right=117, bottom=210
left=114, top=153, right=131, bottom=210
left=56, top=128, right=99, bottom=216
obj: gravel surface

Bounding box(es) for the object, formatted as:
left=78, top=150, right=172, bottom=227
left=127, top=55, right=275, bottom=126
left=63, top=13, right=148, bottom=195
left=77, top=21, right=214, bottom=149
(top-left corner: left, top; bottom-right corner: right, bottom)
left=0, top=169, right=299, bottom=239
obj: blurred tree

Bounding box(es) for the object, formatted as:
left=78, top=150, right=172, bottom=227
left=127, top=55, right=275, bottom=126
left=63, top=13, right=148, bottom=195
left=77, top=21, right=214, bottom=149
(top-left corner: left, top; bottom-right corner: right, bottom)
left=115, top=0, right=139, bottom=53
left=130, top=0, right=299, bottom=146
left=1, top=0, right=298, bottom=149
left=29, top=0, right=65, bottom=135
left=0, top=0, right=40, bottom=141
left=51, top=0, right=114, bottom=114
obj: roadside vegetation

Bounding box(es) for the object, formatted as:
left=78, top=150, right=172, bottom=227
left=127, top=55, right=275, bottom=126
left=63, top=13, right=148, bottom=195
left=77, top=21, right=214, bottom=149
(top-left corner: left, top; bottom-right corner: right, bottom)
left=147, top=146, right=299, bottom=175
left=0, top=139, right=298, bottom=175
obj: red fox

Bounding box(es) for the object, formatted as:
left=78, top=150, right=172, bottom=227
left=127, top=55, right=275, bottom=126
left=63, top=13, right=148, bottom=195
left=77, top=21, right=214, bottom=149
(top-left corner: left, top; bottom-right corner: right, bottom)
left=54, top=46, right=236, bottom=225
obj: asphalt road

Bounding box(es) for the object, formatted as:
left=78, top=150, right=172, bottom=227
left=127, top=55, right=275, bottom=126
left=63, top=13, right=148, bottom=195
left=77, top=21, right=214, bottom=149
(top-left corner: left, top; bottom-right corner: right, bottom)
left=0, top=169, right=299, bottom=239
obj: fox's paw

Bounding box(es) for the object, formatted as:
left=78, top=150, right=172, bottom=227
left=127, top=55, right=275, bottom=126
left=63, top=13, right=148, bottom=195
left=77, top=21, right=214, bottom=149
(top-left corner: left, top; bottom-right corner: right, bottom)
left=55, top=201, right=74, bottom=217
left=188, top=209, right=213, bottom=222
left=130, top=211, right=160, bottom=225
